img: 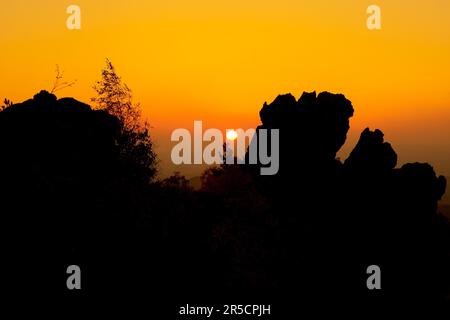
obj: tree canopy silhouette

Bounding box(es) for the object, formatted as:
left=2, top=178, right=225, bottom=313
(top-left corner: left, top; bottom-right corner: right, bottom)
left=92, top=59, right=157, bottom=184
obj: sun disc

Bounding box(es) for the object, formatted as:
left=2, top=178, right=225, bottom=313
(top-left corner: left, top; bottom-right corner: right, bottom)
left=226, top=130, right=238, bottom=141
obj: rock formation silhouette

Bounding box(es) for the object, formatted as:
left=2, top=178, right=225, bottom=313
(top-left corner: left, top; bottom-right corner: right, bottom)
left=0, top=90, right=448, bottom=315
left=241, top=91, right=450, bottom=313
left=0, top=90, right=144, bottom=295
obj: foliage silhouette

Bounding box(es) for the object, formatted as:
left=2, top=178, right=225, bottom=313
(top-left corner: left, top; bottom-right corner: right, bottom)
left=92, top=59, right=157, bottom=184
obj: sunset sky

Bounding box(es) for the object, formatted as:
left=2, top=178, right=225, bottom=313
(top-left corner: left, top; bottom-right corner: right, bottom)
left=1, top=0, right=449, bottom=179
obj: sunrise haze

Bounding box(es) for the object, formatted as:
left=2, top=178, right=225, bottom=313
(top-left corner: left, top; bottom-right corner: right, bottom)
left=1, top=0, right=449, bottom=182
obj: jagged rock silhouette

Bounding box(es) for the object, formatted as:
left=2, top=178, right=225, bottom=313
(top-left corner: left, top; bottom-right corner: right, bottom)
left=345, top=128, right=397, bottom=172
left=242, top=91, right=449, bottom=312
left=254, top=91, right=354, bottom=175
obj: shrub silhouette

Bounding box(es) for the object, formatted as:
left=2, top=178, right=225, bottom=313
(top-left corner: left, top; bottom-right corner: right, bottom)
left=92, top=59, right=157, bottom=185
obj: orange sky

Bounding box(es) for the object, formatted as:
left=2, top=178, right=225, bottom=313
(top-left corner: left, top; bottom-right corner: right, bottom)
left=1, top=0, right=449, bottom=178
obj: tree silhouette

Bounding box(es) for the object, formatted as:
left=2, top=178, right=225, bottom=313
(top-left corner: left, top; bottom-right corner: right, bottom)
left=92, top=59, right=157, bottom=183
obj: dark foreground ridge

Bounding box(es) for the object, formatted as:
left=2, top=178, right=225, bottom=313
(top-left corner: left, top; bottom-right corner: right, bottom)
left=0, top=90, right=449, bottom=316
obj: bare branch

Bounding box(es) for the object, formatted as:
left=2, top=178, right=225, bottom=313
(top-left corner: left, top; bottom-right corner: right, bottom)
left=50, top=65, right=77, bottom=93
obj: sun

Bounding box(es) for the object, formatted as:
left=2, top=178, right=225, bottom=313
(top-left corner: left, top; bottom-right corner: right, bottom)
left=226, top=129, right=238, bottom=141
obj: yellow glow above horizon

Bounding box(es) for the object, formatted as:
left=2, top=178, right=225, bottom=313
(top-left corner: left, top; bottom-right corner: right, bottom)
left=1, top=1, right=450, bottom=177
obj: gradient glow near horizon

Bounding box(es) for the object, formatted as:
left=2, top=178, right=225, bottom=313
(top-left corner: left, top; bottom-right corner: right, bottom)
left=1, top=0, right=449, bottom=177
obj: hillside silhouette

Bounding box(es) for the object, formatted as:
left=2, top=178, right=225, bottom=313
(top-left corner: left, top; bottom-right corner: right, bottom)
left=0, top=90, right=449, bottom=315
